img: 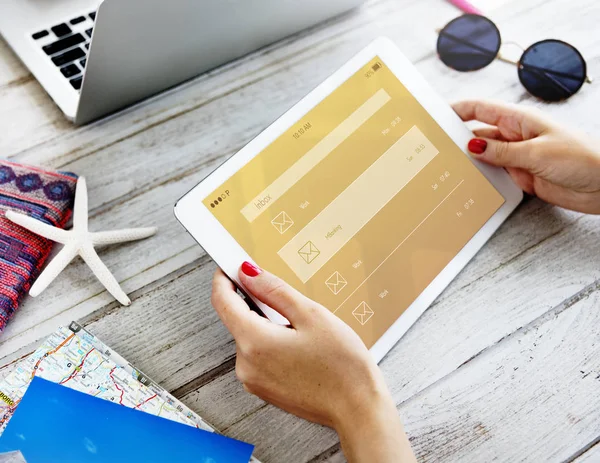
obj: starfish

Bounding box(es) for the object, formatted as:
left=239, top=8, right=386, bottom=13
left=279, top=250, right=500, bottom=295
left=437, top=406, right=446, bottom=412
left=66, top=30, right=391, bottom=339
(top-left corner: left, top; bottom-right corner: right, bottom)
left=6, top=177, right=157, bottom=306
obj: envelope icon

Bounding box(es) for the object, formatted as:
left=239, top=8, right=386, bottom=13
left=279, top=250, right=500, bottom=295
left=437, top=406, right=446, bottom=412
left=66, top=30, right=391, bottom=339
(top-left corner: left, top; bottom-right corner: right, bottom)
left=298, top=241, right=320, bottom=264
left=325, top=271, right=347, bottom=295
left=352, top=301, right=374, bottom=325
left=271, top=211, right=294, bottom=234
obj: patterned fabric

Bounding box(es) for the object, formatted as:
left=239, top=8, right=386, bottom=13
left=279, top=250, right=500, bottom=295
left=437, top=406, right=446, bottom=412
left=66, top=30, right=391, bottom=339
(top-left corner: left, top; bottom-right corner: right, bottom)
left=0, top=161, right=77, bottom=331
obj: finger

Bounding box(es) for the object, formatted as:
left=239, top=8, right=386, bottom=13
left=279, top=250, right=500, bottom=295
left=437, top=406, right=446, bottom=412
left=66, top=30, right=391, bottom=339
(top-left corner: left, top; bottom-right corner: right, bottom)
left=506, top=167, right=535, bottom=195
left=212, top=269, right=265, bottom=338
left=467, top=137, right=538, bottom=170
left=238, top=262, right=316, bottom=326
left=452, top=100, right=548, bottom=139
left=472, top=127, right=505, bottom=141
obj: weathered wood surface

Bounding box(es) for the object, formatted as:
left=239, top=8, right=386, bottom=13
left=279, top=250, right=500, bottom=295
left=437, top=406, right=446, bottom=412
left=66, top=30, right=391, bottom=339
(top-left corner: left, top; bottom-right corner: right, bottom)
left=574, top=442, right=600, bottom=463
left=1, top=0, right=599, bottom=461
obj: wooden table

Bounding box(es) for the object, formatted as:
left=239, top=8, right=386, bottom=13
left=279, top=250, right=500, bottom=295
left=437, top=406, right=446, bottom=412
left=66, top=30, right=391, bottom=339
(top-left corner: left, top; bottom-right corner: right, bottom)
left=1, top=0, right=599, bottom=461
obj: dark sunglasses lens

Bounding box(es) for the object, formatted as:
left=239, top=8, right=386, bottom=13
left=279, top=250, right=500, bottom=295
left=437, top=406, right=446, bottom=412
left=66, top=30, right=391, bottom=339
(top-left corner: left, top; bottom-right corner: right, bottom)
left=519, top=40, right=587, bottom=102
left=437, top=15, right=501, bottom=72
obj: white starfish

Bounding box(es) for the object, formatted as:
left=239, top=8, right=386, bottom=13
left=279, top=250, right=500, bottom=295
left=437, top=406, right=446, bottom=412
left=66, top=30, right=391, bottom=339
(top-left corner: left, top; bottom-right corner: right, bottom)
left=5, top=177, right=157, bottom=306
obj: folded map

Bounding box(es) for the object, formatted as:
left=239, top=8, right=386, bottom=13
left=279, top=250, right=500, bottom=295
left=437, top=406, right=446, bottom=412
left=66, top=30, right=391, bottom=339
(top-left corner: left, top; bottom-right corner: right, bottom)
left=0, top=322, right=260, bottom=462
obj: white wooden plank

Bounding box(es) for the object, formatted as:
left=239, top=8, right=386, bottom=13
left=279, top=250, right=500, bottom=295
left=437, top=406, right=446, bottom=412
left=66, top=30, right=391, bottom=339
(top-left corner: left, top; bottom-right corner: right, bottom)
left=228, top=406, right=339, bottom=463
left=2, top=0, right=598, bottom=163
left=378, top=217, right=600, bottom=404
left=182, top=370, right=266, bottom=432
left=186, top=213, right=600, bottom=461
left=77, top=258, right=239, bottom=392
left=417, top=1, right=600, bottom=134
left=1, top=0, right=596, bottom=396
left=318, top=450, right=346, bottom=463
left=1, top=0, right=592, bottom=361
left=0, top=0, right=599, bottom=461
left=402, top=287, right=600, bottom=462
left=0, top=35, right=75, bottom=155
left=0, top=37, right=28, bottom=87
left=439, top=199, right=579, bottom=303
left=319, top=284, right=600, bottom=463
left=0, top=0, right=593, bottom=329
left=181, top=201, right=583, bottom=424
left=8, top=0, right=597, bottom=168
left=0, top=0, right=403, bottom=161
left=469, top=0, right=518, bottom=13
left=572, top=442, right=600, bottom=463
left=0, top=70, right=72, bottom=157
left=4, top=254, right=238, bottom=394
left=0, top=169, right=210, bottom=362
left=0, top=186, right=582, bottom=370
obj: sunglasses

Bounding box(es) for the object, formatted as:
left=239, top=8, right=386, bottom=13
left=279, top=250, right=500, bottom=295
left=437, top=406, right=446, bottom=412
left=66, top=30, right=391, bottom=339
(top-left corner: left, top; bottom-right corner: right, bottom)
left=437, top=15, right=592, bottom=102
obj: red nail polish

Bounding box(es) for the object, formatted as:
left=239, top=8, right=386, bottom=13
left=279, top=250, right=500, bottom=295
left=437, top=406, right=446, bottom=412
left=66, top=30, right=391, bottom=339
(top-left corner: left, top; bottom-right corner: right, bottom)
left=468, top=138, right=488, bottom=155
left=241, top=261, right=262, bottom=277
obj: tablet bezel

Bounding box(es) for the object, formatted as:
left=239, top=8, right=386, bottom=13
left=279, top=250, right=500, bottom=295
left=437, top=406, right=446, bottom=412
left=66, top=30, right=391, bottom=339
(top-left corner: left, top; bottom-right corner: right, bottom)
left=174, top=37, right=523, bottom=363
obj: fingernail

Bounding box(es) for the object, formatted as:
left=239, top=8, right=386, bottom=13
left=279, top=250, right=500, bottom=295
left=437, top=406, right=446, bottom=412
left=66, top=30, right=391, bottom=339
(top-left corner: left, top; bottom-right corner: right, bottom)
left=241, top=261, right=262, bottom=277
left=468, top=138, right=488, bottom=155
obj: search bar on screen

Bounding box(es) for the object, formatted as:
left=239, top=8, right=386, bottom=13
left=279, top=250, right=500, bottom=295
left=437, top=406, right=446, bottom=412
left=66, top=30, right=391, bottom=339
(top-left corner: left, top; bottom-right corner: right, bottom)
left=240, top=88, right=392, bottom=223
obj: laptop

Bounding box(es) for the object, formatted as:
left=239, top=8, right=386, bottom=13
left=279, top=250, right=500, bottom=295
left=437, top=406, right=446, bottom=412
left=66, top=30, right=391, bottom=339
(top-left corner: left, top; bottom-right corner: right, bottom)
left=0, top=0, right=365, bottom=125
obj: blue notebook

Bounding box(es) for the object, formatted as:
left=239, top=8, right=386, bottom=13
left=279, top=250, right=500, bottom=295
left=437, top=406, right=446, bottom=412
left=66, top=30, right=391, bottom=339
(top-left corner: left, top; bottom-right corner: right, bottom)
left=0, top=377, right=254, bottom=463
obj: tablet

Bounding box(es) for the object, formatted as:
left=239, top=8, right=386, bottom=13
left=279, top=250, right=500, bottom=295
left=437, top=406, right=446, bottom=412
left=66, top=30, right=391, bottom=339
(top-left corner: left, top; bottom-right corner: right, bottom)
left=175, top=37, right=523, bottom=363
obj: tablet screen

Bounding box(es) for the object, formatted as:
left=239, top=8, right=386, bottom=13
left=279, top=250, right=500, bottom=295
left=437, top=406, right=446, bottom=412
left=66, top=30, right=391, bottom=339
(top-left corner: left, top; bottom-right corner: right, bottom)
left=203, top=56, right=505, bottom=347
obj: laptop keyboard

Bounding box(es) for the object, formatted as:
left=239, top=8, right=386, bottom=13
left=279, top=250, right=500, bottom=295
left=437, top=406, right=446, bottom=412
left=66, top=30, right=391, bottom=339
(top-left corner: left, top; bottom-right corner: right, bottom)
left=31, top=12, right=96, bottom=91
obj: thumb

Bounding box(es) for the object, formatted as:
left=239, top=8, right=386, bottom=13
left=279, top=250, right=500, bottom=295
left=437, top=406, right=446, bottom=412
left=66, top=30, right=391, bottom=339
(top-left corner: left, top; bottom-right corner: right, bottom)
left=467, top=137, right=536, bottom=170
left=238, top=261, right=315, bottom=327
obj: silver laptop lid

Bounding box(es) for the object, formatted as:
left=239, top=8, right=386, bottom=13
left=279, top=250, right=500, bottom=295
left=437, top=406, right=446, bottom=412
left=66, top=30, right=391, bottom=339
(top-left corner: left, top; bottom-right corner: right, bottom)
left=77, top=0, right=365, bottom=124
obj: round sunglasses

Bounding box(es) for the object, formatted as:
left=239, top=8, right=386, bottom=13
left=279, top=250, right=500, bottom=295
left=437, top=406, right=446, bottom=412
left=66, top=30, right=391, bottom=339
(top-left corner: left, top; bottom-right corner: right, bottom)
left=437, top=15, right=592, bottom=102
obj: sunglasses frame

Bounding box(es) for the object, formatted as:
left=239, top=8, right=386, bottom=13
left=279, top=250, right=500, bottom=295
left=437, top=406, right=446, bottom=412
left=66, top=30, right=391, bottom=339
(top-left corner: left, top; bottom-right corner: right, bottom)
left=436, top=15, right=592, bottom=100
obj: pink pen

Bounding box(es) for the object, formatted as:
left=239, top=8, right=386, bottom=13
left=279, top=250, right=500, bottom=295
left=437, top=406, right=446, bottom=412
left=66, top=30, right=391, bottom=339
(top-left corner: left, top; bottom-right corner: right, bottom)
left=448, top=0, right=483, bottom=15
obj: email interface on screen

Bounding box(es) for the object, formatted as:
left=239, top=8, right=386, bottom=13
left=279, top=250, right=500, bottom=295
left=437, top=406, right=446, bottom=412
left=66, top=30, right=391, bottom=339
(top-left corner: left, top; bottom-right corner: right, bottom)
left=204, top=57, right=505, bottom=348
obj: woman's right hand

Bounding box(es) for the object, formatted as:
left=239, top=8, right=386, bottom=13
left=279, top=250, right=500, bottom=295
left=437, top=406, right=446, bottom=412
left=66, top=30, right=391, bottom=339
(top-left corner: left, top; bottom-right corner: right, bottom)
left=452, top=100, right=600, bottom=215
left=211, top=265, right=416, bottom=463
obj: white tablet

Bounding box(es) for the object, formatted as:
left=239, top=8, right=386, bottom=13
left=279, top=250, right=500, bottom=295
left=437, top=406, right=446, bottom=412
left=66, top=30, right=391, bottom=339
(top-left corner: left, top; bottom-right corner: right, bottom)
left=175, top=37, right=523, bottom=363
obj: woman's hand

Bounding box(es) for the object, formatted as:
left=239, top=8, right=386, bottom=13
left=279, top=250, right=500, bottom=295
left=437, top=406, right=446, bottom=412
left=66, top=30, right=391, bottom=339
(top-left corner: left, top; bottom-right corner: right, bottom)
left=453, top=100, right=600, bottom=214
left=211, top=263, right=416, bottom=463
